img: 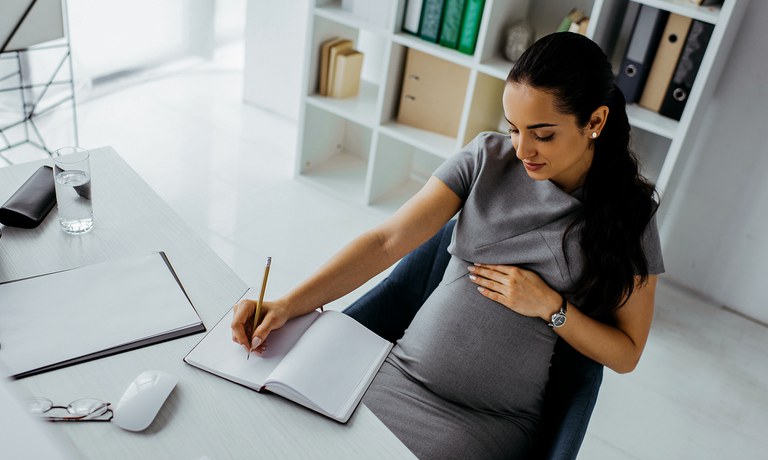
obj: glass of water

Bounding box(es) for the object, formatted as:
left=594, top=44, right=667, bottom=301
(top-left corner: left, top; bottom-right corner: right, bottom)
left=53, top=147, right=94, bottom=234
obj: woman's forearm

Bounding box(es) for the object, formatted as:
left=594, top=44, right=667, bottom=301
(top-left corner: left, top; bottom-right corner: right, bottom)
left=552, top=303, right=646, bottom=373
left=550, top=277, right=656, bottom=373
left=278, top=176, right=463, bottom=319
left=279, top=229, right=400, bottom=317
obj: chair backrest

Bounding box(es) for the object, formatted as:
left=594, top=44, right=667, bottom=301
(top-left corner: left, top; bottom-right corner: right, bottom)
left=343, top=220, right=603, bottom=460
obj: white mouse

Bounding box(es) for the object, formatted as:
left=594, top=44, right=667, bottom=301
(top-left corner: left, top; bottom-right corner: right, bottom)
left=112, top=370, right=178, bottom=432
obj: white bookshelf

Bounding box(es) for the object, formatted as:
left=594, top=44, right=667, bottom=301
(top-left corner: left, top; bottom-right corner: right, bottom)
left=295, top=0, right=749, bottom=212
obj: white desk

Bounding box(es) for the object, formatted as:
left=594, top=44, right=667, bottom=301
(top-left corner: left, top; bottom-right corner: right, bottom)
left=0, top=147, right=415, bottom=459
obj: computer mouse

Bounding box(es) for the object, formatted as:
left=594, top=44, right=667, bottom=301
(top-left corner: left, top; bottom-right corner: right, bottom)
left=112, top=370, right=178, bottom=432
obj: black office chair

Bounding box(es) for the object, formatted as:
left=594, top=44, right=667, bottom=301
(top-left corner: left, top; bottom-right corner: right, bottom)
left=343, top=220, right=603, bottom=460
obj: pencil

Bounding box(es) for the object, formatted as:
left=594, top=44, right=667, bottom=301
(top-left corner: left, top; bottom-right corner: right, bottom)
left=247, top=256, right=272, bottom=360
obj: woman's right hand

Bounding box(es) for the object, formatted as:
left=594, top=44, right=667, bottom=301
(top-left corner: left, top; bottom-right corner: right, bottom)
left=230, top=298, right=291, bottom=353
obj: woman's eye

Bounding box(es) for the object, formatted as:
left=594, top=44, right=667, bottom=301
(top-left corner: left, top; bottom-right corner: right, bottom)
left=508, top=128, right=518, bottom=135
left=535, top=133, right=554, bottom=142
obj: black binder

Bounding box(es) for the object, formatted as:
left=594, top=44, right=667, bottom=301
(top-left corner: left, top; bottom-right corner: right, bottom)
left=615, top=5, right=669, bottom=103
left=659, top=20, right=715, bottom=121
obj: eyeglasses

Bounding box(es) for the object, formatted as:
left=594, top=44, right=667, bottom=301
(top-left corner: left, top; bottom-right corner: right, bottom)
left=27, top=397, right=114, bottom=422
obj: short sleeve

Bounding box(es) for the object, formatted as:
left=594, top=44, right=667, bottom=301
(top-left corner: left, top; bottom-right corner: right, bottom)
left=432, top=133, right=486, bottom=201
left=641, top=212, right=665, bottom=275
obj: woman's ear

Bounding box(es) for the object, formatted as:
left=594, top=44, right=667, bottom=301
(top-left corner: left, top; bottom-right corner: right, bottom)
left=588, top=105, right=609, bottom=138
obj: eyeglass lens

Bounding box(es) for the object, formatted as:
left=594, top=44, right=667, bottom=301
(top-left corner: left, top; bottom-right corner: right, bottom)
left=27, top=397, right=110, bottom=420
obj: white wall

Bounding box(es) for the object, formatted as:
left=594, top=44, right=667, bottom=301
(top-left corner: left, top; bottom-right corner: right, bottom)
left=67, top=0, right=244, bottom=80
left=242, top=0, right=310, bottom=120
left=661, top=0, right=768, bottom=323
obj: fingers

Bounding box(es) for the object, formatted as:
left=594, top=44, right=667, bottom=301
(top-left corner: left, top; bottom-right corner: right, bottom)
left=468, top=264, right=524, bottom=288
left=231, top=298, right=291, bottom=355
left=231, top=299, right=257, bottom=352
left=471, top=263, right=527, bottom=277
left=250, top=313, right=277, bottom=351
left=467, top=264, right=529, bottom=306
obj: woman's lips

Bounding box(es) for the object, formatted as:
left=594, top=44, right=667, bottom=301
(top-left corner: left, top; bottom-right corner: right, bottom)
left=523, top=161, right=545, bottom=172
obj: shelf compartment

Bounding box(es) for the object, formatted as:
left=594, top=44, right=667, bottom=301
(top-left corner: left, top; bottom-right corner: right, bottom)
left=464, top=72, right=507, bottom=145
left=367, top=133, right=446, bottom=214
left=478, top=0, right=596, bottom=67
left=298, top=105, right=372, bottom=202
left=631, top=0, right=720, bottom=24
left=306, top=79, right=380, bottom=128
left=477, top=56, right=514, bottom=81
left=380, top=42, right=470, bottom=149
left=379, top=122, right=458, bottom=160
left=314, top=1, right=395, bottom=34
left=526, top=0, right=597, bottom=40
left=630, top=125, right=672, bottom=187
left=306, top=15, right=388, bottom=98
left=627, top=103, right=679, bottom=139
left=390, top=33, right=476, bottom=69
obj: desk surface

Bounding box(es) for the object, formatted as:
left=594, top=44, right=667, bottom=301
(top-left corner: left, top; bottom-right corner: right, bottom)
left=0, top=147, right=414, bottom=459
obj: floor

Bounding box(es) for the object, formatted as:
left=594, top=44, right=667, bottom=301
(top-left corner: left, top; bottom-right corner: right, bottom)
left=3, top=43, right=766, bottom=459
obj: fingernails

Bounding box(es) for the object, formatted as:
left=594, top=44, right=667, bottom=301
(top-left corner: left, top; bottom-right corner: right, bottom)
left=467, top=266, right=475, bottom=272
left=251, top=337, right=262, bottom=350
left=469, top=274, right=477, bottom=281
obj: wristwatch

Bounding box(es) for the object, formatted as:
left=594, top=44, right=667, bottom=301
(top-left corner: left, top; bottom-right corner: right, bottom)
left=548, top=295, right=568, bottom=328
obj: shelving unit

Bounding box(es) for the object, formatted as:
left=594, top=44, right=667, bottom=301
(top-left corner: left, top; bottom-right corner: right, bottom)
left=295, top=0, right=749, bottom=215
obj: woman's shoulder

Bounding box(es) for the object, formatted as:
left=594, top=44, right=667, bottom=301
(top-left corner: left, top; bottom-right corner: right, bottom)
left=472, top=131, right=514, bottom=154
left=462, top=132, right=517, bottom=167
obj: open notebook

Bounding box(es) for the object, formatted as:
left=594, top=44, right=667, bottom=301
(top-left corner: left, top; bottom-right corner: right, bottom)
left=0, top=252, right=205, bottom=378
left=184, top=287, right=393, bottom=423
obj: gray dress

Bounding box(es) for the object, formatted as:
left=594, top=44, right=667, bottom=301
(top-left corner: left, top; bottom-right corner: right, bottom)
left=362, top=132, right=664, bottom=459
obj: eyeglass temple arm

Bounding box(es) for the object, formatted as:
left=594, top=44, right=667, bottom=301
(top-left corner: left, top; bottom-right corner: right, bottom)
left=42, top=409, right=114, bottom=422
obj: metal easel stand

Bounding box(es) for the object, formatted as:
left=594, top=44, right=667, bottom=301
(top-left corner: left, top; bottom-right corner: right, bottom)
left=0, top=39, right=79, bottom=165
left=0, top=0, right=78, bottom=166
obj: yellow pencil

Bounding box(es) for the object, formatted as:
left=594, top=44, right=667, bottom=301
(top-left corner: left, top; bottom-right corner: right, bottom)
left=247, top=256, right=271, bottom=360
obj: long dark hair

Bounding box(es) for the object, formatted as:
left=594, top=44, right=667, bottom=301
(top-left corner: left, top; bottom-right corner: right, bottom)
left=507, top=32, right=657, bottom=319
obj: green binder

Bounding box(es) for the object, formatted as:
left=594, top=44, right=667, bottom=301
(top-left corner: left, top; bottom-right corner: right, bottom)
left=438, top=0, right=466, bottom=49
left=457, top=0, right=485, bottom=55
left=419, top=0, right=445, bottom=43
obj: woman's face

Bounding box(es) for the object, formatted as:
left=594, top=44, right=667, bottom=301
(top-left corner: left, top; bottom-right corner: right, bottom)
left=502, top=82, right=605, bottom=193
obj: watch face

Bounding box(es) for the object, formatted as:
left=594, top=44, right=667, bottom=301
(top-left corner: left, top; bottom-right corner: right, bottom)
left=552, top=314, right=566, bottom=328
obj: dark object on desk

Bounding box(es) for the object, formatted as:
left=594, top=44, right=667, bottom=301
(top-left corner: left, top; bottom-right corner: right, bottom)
left=0, top=165, right=56, bottom=228
left=343, top=219, right=603, bottom=460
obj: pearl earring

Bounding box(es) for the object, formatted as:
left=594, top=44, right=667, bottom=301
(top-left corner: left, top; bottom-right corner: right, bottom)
left=591, top=132, right=597, bottom=139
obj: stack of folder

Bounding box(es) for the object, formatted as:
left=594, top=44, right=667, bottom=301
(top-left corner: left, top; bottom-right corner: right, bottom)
left=402, top=0, right=486, bottom=56
left=318, top=37, right=365, bottom=99
left=615, top=3, right=715, bottom=121
left=396, top=48, right=470, bottom=138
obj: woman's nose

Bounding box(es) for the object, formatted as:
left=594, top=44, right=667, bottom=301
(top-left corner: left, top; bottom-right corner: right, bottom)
left=515, top=134, right=535, bottom=160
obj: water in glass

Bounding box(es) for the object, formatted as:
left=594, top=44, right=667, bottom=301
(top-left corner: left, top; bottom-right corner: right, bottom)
left=55, top=169, right=93, bottom=234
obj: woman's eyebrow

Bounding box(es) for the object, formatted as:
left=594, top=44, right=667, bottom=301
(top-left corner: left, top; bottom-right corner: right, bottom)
left=526, top=123, right=558, bottom=129
left=503, top=116, right=558, bottom=130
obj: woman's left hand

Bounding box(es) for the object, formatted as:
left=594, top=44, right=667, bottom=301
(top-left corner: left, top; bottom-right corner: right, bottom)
left=468, top=263, right=562, bottom=320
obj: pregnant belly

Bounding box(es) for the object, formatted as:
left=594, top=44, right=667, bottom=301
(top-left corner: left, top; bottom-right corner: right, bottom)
left=390, top=259, right=556, bottom=416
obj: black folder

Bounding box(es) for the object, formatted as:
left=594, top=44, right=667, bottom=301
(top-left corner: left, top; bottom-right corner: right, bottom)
left=615, top=5, right=669, bottom=103
left=659, top=20, right=714, bottom=121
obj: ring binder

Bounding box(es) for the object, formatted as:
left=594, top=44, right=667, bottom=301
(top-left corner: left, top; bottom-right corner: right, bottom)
left=639, top=14, right=693, bottom=112
left=615, top=5, right=669, bottom=103
left=659, top=20, right=715, bottom=121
